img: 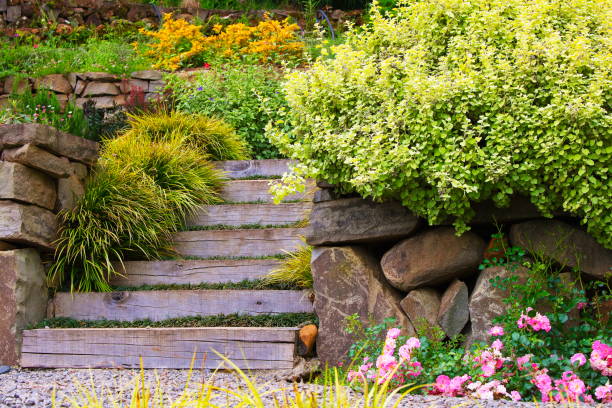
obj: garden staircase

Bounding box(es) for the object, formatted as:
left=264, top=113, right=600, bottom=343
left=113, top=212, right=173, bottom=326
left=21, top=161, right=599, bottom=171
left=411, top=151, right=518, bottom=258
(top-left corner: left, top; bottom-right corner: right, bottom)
left=20, top=159, right=315, bottom=370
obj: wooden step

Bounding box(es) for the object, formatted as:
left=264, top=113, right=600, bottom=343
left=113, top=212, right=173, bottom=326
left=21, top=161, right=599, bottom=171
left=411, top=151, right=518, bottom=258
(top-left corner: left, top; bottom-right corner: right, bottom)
left=50, top=290, right=313, bottom=322
left=221, top=179, right=315, bottom=203
left=21, top=327, right=297, bottom=369
left=111, top=259, right=281, bottom=287
left=215, top=159, right=294, bottom=179
left=188, top=203, right=312, bottom=227
left=173, top=228, right=305, bottom=258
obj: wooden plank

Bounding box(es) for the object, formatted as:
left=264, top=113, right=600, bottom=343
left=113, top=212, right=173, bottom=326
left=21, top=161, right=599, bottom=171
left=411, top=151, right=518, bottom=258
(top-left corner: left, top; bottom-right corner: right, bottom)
left=21, top=327, right=297, bottom=369
left=111, top=259, right=281, bottom=287
left=51, top=290, right=314, bottom=321
left=173, top=228, right=305, bottom=258
left=215, top=159, right=294, bottom=179
left=221, top=179, right=315, bottom=203
left=188, top=203, right=312, bottom=227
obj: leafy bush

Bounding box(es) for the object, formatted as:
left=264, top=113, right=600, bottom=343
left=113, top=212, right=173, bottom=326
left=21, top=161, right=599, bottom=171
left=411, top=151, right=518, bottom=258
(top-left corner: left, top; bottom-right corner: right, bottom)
left=270, top=0, right=612, bottom=248
left=121, top=111, right=249, bottom=160
left=170, top=65, right=286, bottom=159
left=264, top=241, right=313, bottom=289
left=49, top=129, right=224, bottom=292
left=2, top=90, right=91, bottom=139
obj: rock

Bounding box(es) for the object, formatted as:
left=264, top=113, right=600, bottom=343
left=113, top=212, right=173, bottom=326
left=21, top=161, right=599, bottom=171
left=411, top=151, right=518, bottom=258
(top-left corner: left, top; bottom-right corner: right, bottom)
left=510, top=220, right=612, bottom=280
left=437, top=279, right=469, bottom=338
left=273, top=357, right=321, bottom=382
left=0, top=161, right=56, bottom=210
left=69, top=161, right=88, bottom=182
left=381, top=227, right=485, bottom=291
left=74, top=79, right=86, bottom=95
left=82, top=82, right=120, bottom=96
left=468, top=196, right=551, bottom=225
left=469, top=265, right=528, bottom=344
left=0, top=366, right=9, bottom=374
left=312, top=246, right=414, bottom=366
left=3, top=76, right=30, bottom=94
left=131, top=70, right=162, bottom=81
left=35, top=74, right=72, bottom=94
left=128, top=78, right=149, bottom=93
left=57, top=173, right=85, bottom=211
left=2, top=143, right=70, bottom=178
left=0, top=201, right=57, bottom=249
left=0, top=249, right=48, bottom=365
left=67, top=73, right=78, bottom=89
left=0, top=0, right=7, bottom=12
left=400, top=288, right=441, bottom=335
left=305, top=198, right=421, bottom=246
left=313, top=189, right=336, bottom=203
left=0, top=241, right=16, bottom=250
left=6, top=5, right=20, bottom=22
left=483, top=235, right=509, bottom=263
left=0, top=124, right=99, bottom=165
left=148, top=80, right=165, bottom=93
left=76, top=96, right=116, bottom=109
left=114, top=94, right=127, bottom=106
left=297, top=324, right=317, bottom=357
left=79, top=72, right=119, bottom=81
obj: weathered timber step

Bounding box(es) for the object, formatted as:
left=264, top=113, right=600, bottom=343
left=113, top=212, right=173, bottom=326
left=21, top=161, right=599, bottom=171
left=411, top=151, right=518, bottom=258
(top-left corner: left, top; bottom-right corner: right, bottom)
left=188, top=202, right=312, bottom=227
left=111, top=259, right=281, bottom=287
left=221, top=179, right=315, bottom=203
left=21, top=327, right=297, bottom=369
left=173, top=228, right=305, bottom=258
left=215, top=159, right=293, bottom=179
left=50, top=290, right=313, bottom=321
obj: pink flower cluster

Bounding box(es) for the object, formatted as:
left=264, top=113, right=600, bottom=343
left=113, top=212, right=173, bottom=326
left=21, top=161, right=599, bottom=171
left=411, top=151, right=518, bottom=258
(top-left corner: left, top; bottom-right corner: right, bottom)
left=590, top=340, right=611, bottom=376
left=517, top=308, right=551, bottom=332
left=431, top=374, right=471, bottom=397
left=531, top=370, right=594, bottom=403
left=347, top=328, right=422, bottom=386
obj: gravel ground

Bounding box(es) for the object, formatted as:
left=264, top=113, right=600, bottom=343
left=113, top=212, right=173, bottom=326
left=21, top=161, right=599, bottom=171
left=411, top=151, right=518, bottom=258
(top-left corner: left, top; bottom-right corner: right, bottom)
left=0, top=368, right=607, bottom=407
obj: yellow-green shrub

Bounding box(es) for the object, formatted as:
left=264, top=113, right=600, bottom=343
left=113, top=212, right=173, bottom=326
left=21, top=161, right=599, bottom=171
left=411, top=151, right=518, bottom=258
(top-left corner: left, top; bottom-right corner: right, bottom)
left=270, top=0, right=612, bottom=248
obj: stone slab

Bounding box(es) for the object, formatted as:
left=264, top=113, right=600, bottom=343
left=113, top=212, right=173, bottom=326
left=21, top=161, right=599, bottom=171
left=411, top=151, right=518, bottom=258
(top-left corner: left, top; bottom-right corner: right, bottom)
left=0, top=201, right=57, bottom=249
left=0, top=161, right=56, bottom=210
left=2, top=143, right=70, bottom=178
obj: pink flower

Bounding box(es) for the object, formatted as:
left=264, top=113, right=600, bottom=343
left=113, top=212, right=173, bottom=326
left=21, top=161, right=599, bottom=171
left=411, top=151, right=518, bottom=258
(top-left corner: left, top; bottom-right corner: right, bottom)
left=595, top=385, right=611, bottom=403
left=398, top=344, right=411, bottom=361
left=405, top=337, right=421, bottom=350
left=533, top=373, right=553, bottom=395
left=570, top=353, right=586, bottom=367
left=590, top=340, right=612, bottom=376
left=511, top=390, right=522, bottom=401
left=491, top=339, right=503, bottom=351
left=488, top=326, right=504, bottom=336
left=387, top=328, right=401, bottom=339
left=517, top=354, right=532, bottom=370
left=567, top=379, right=586, bottom=395
left=517, top=308, right=551, bottom=332
left=481, top=361, right=496, bottom=377
left=576, top=302, right=588, bottom=310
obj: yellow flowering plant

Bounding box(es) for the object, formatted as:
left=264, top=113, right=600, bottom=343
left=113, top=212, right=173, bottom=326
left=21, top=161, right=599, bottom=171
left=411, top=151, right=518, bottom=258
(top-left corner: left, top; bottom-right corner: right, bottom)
left=137, top=14, right=304, bottom=70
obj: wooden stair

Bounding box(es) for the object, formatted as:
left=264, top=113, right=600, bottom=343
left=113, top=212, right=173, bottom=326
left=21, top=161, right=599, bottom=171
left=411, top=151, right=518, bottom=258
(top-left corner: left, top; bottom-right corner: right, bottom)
left=22, top=160, right=315, bottom=370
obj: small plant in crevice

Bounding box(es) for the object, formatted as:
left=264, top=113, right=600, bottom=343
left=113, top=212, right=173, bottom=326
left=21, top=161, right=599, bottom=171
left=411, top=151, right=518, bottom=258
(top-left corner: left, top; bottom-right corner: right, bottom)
left=264, top=240, right=313, bottom=291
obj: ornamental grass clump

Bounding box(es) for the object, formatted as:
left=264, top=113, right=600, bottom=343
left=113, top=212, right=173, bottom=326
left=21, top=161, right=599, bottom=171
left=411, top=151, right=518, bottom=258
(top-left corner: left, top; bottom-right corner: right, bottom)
left=50, top=122, right=226, bottom=292
left=264, top=241, right=313, bottom=290
left=270, top=0, right=612, bottom=248
left=122, top=111, right=249, bottom=160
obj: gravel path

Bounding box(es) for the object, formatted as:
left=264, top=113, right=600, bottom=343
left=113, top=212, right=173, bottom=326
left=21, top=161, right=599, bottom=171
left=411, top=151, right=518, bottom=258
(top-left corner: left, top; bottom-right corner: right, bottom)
left=0, top=368, right=606, bottom=407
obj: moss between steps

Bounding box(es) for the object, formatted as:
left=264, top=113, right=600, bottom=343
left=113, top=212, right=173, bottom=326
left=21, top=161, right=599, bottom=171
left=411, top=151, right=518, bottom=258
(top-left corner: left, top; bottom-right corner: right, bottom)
left=112, top=278, right=301, bottom=291
left=180, top=220, right=308, bottom=232
left=30, top=313, right=318, bottom=329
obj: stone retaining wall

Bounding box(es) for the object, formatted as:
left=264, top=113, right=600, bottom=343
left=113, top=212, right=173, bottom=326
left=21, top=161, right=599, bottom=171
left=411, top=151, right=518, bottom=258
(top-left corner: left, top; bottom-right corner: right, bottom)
left=308, top=186, right=612, bottom=365
left=1, top=70, right=165, bottom=110
left=0, top=123, right=98, bottom=365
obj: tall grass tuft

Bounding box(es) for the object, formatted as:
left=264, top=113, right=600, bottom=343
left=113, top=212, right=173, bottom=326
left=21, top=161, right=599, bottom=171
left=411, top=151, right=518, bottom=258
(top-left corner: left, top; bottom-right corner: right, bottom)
left=50, top=124, right=226, bottom=292
left=123, top=110, right=249, bottom=161
left=264, top=240, right=313, bottom=290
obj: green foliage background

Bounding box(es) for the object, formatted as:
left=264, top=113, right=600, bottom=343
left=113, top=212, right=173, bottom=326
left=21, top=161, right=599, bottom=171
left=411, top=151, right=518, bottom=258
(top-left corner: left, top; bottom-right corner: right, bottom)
left=270, top=0, right=612, bottom=247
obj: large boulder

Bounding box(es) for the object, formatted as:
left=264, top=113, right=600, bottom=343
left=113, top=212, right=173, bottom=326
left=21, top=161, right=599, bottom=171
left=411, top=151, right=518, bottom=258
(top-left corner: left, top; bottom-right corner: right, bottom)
left=437, top=279, right=469, bottom=338
left=0, top=161, right=56, bottom=210
left=0, top=249, right=48, bottom=365
left=469, top=265, right=528, bottom=344
left=510, top=220, right=611, bottom=280
left=312, top=246, right=414, bottom=366
left=2, top=143, right=70, bottom=178
left=0, top=201, right=57, bottom=249
left=305, top=198, right=420, bottom=246
left=34, top=74, right=72, bottom=94
left=381, top=227, right=486, bottom=291
left=400, top=288, right=441, bottom=336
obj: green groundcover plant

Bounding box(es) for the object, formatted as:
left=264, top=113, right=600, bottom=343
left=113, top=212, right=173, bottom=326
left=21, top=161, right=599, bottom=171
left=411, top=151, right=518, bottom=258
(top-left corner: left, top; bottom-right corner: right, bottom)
left=169, top=64, right=287, bottom=159
left=269, top=0, right=612, bottom=248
